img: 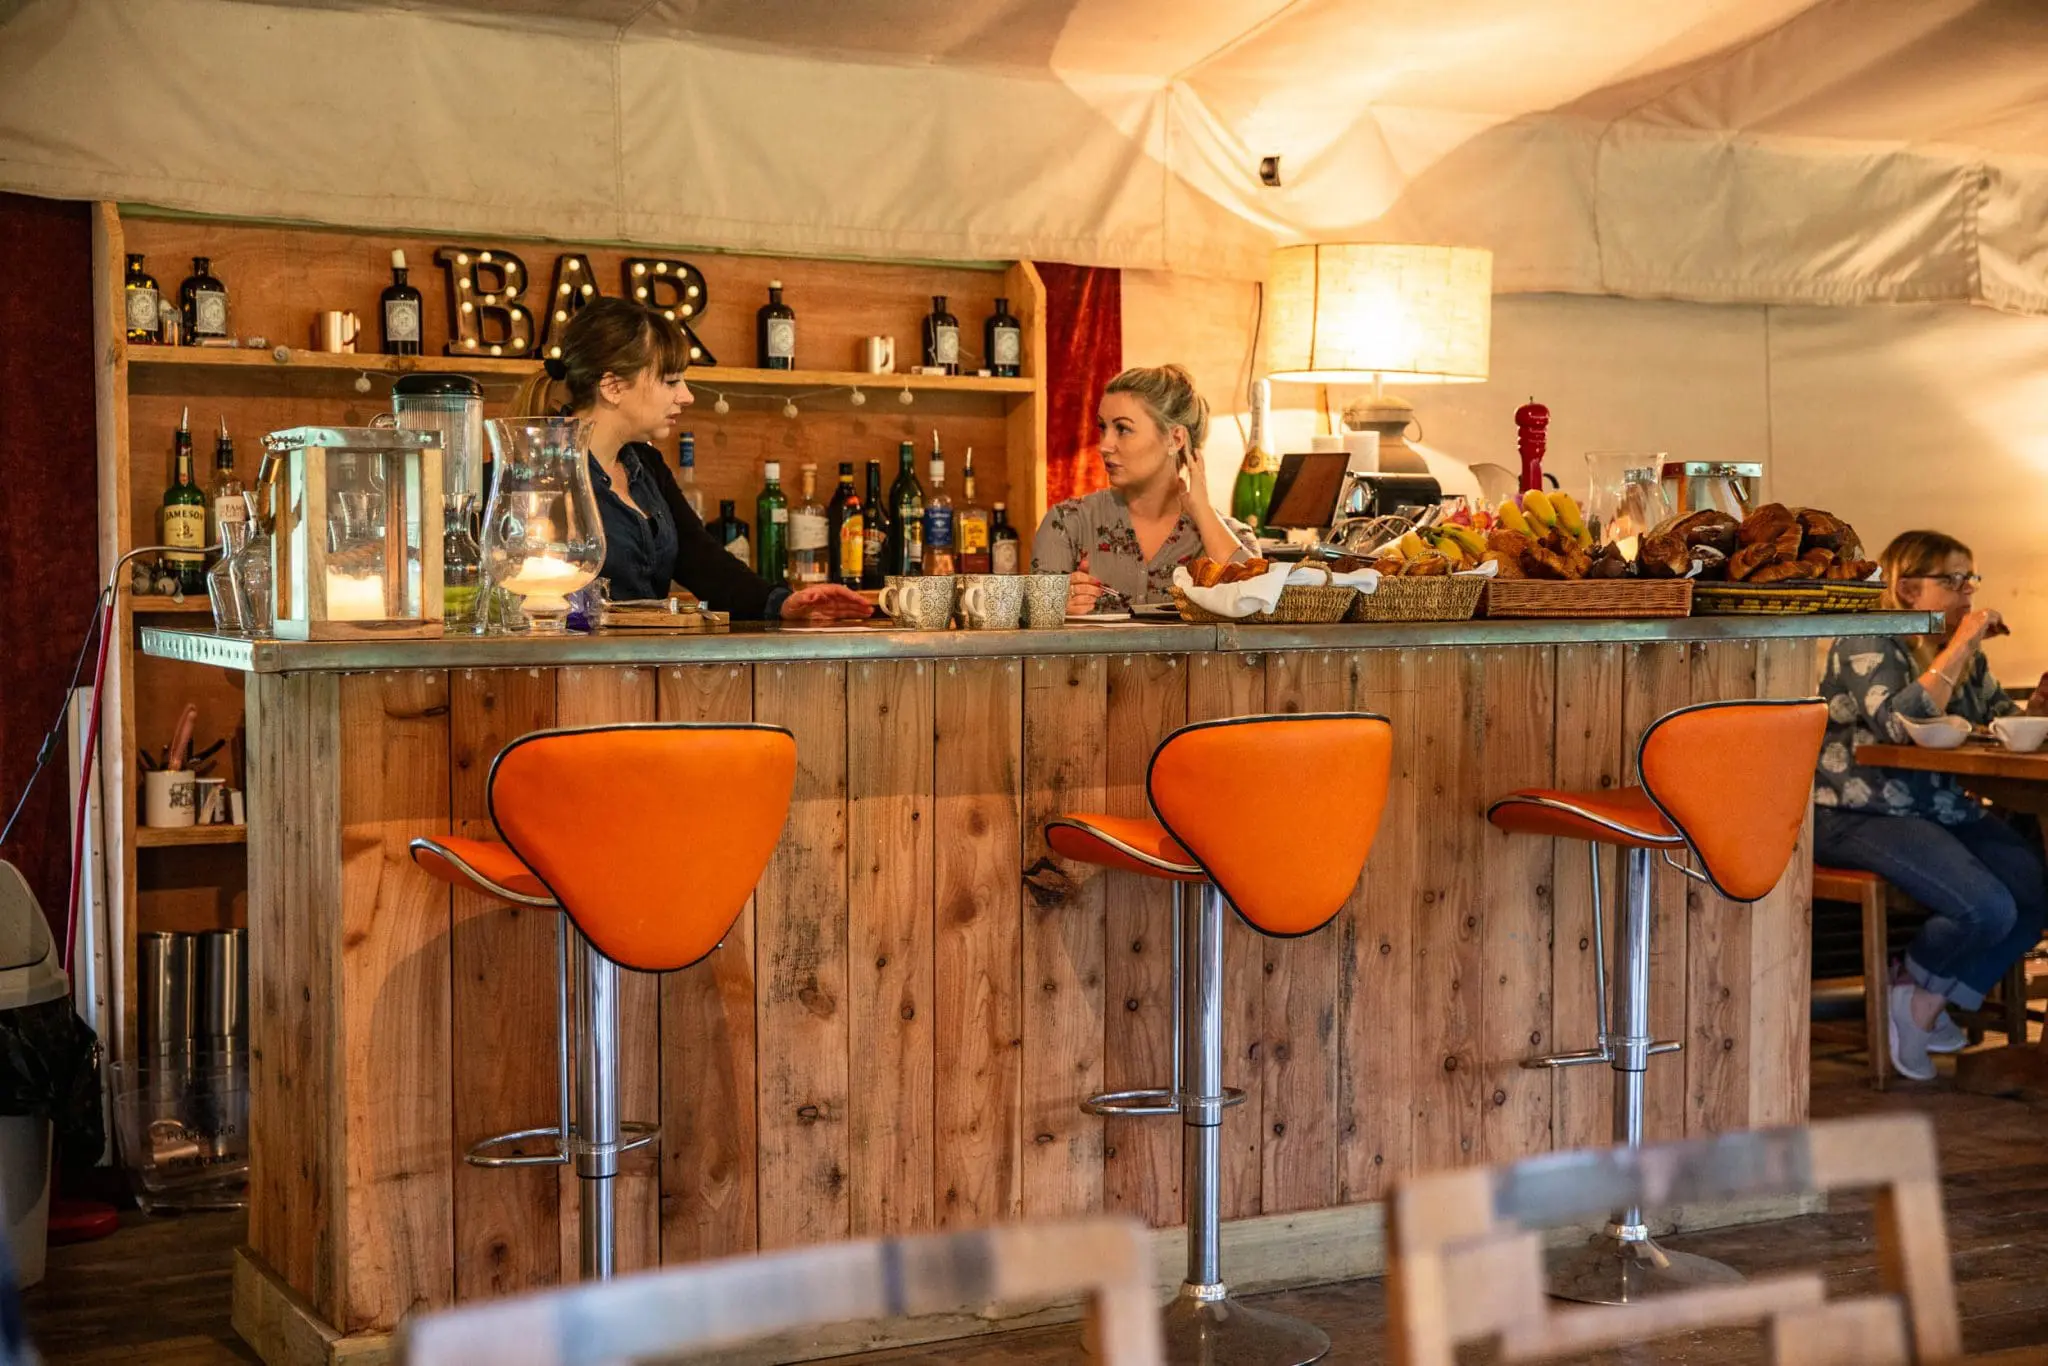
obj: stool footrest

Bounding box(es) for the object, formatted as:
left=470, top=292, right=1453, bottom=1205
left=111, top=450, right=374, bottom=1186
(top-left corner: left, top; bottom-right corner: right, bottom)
left=1522, top=1040, right=1681, bottom=1071
left=466, top=1120, right=662, bottom=1169
left=1083, top=1088, right=1180, bottom=1118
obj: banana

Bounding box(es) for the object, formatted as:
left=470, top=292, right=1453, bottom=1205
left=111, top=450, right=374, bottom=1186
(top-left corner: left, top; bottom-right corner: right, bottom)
left=1496, top=499, right=1531, bottom=536
left=1438, top=525, right=1488, bottom=559
left=1521, top=488, right=1559, bottom=529
left=1552, top=491, right=1590, bottom=545
left=1397, top=531, right=1430, bottom=561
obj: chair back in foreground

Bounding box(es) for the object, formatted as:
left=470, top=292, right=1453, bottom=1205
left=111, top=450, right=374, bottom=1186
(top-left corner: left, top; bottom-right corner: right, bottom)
left=1638, top=697, right=1827, bottom=902
left=488, top=721, right=796, bottom=971
left=1385, top=1114, right=1960, bottom=1366
left=396, top=1216, right=1163, bottom=1366
left=1149, top=712, right=1393, bottom=937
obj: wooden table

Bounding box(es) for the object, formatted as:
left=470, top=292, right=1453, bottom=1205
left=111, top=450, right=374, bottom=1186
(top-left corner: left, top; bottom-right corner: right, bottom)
left=1858, top=740, right=2048, bottom=1100
left=142, top=613, right=1929, bottom=1366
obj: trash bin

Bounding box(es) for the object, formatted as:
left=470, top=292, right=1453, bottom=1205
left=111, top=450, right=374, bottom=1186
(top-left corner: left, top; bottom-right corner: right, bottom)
left=0, top=864, right=82, bottom=1289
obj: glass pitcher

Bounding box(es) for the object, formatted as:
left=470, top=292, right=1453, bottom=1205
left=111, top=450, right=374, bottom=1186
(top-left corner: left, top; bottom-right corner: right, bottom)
left=481, top=417, right=605, bottom=634
left=1583, top=451, right=1671, bottom=548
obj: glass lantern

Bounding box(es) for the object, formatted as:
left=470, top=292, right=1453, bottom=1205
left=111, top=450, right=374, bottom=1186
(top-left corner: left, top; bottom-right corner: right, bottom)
left=263, top=426, right=445, bottom=640
left=481, top=417, right=604, bottom=634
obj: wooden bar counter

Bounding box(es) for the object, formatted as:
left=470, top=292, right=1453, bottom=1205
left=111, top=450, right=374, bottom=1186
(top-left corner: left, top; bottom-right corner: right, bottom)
left=141, top=612, right=1933, bottom=1365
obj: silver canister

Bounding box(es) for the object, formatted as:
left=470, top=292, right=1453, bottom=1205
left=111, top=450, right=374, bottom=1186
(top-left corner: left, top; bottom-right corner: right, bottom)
left=138, top=931, right=195, bottom=1057
left=196, top=929, right=247, bottom=1045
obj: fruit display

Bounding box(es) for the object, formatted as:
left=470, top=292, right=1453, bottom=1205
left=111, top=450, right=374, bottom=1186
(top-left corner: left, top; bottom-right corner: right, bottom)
left=1649, top=504, right=1877, bottom=583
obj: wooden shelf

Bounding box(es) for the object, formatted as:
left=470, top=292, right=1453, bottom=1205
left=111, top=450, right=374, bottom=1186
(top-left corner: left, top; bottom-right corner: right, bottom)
left=126, top=346, right=1036, bottom=394
left=136, top=824, right=247, bottom=849
left=131, top=595, right=212, bottom=614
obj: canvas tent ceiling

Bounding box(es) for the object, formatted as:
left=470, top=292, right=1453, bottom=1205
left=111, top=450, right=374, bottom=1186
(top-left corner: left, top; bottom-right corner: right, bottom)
left=2, top=0, right=2044, bottom=311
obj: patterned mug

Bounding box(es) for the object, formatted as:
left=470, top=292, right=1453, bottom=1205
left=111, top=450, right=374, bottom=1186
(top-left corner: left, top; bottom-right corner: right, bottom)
left=878, top=575, right=958, bottom=630
left=958, top=575, right=1026, bottom=630
left=1023, top=573, right=1071, bottom=628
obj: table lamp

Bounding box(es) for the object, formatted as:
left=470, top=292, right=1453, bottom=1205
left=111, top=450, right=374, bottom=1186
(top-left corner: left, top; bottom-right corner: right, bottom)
left=1264, top=243, right=1492, bottom=475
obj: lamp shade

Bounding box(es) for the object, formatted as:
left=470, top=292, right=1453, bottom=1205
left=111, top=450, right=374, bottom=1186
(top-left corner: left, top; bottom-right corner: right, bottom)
left=1265, top=244, right=1492, bottom=384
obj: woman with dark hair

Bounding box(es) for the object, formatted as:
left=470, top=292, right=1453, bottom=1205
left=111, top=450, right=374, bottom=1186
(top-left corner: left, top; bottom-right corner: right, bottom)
left=1814, top=529, right=2048, bottom=1080
left=513, top=298, right=870, bottom=621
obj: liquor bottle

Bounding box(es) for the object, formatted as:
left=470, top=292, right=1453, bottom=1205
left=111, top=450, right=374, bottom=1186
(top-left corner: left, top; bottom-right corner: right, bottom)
left=1231, top=377, right=1277, bottom=532
left=860, top=460, right=887, bottom=590
left=826, top=462, right=863, bottom=588
left=442, top=498, right=483, bottom=630
left=922, top=296, right=960, bottom=374
left=957, top=448, right=991, bottom=574
left=755, top=462, right=789, bottom=586
left=885, top=440, right=925, bottom=575
left=709, top=499, right=752, bottom=568
left=788, top=463, right=829, bottom=588
left=921, top=434, right=956, bottom=576
left=989, top=502, right=1022, bottom=574
left=179, top=256, right=230, bottom=345
left=124, top=254, right=160, bottom=345
left=380, top=249, right=423, bottom=356
left=162, top=408, right=207, bottom=593
left=677, top=432, right=706, bottom=520
left=210, top=416, right=246, bottom=553
left=984, top=297, right=1022, bottom=378
left=756, top=280, right=796, bottom=370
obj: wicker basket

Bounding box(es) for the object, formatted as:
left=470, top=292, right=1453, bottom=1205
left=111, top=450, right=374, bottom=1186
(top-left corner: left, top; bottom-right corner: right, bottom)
left=1171, top=584, right=1358, bottom=625
left=1691, top=580, right=1887, bottom=616
left=1481, top=578, right=1694, bottom=619
left=1347, top=576, right=1486, bottom=623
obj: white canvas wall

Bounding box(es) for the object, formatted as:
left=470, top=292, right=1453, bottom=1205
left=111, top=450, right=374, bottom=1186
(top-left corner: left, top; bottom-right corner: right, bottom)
left=1121, top=281, right=2048, bottom=683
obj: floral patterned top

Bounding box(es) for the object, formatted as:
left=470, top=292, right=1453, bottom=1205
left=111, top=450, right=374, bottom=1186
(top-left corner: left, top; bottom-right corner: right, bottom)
left=1031, top=489, right=1254, bottom=605
left=1813, top=635, right=2019, bottom=825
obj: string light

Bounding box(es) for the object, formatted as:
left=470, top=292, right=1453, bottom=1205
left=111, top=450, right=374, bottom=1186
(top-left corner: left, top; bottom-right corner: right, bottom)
left=849, top=388, right=866, bottom=407
left=899, top=387, right=915, bottom=405
left=713, top=396, right=730, bottom=415
left=782, top=400, right=799, bottom=419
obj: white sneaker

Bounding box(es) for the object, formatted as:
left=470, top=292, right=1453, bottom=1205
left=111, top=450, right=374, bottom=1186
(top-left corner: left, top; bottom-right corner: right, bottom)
left=1927, top=1009, right=1968, bottom=1055
left=1888, top=983, right=1937, bottom=1082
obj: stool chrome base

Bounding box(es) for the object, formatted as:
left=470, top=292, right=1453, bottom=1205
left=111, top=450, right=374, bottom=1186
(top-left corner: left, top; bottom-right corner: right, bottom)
left=1544, top=1231, right=1744, bottom=1306
left=1162, top=1285, right=1329, bottom=1366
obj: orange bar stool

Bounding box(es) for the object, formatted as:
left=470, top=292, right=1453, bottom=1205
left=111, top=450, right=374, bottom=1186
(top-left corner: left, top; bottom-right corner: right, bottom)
left=1049, top=713, right=1394, bottom=1366
left=1488, top=697, right=1824, bottom=1306
left=411, top=722, right=796, bottom=1282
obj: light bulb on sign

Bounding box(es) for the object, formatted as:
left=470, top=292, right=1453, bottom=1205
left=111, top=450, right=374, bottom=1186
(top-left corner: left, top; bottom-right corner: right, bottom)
left=632, top=262, right=647, bottom=276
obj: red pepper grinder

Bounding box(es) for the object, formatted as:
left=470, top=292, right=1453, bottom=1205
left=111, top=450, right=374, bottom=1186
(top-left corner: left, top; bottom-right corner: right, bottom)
left=1515, top=398, right=1549, bottom=493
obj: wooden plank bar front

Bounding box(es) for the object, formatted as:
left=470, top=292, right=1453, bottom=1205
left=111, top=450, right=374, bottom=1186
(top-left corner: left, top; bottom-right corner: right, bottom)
left=178, top=619, right=1896, bottom=1366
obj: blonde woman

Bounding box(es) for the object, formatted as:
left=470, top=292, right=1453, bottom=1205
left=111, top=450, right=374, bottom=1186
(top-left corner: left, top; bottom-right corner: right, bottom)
left=1814, top=529, right=2048, bottom=1081
left=1031, top=364, right=1253, bottom=613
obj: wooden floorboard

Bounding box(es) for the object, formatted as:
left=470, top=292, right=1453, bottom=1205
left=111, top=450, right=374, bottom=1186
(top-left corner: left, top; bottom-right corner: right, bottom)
left=29, top=1023, right=2048, bottom=1365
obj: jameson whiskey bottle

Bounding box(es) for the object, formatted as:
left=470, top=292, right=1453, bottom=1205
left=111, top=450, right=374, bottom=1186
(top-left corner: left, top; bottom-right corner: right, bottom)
left=755, top=462, right=789, bottom=586
left=162, top=408, right=207, bottom=593
left=984, top=297, right=1022, bottom=377
left=788, top=463, right=829, bottom=587
left=756, top=281, right=796, bottom=370
left=957, top=448, right=991, bottom=573
left=860, top=460, right=887, bottom=591
left=1231, top=377, right=1277, bottom=532
left=124, top=254, right=160, bottom=345
left=989, top=502, right=1022, bottom=574
left=380, top=249, right=423, bottom=355
left=885, top=440, right=924, bottom=575
left=826, top=462, right=863, bottom=588
left=922, top=296, right=960, bottom=374
left=180, top=256, right=229, bottom=345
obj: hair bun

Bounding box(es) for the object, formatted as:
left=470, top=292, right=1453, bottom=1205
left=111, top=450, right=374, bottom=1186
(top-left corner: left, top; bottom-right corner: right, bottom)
left=543, top=355, right=568, bottom=381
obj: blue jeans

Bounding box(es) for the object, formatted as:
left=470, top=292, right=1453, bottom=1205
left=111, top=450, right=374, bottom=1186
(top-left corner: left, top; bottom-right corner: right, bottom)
left=1814, top=808, right=2047, bottom=1009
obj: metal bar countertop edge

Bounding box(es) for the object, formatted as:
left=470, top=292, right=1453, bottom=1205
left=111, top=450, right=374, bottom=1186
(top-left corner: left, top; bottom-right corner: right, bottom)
left=140, top=612, right=1941, bottom=674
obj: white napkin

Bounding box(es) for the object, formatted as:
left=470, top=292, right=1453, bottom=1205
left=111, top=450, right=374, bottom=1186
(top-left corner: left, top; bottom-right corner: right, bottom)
left=1172, top=562, right=1380, bottom=618
left=1453, top=561, right=1500, bottom=579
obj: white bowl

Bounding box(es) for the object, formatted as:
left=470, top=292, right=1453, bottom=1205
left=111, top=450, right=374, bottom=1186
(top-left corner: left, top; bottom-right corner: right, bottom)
left=1900, top=715, right=1970, bottom=749
left=1991, top=716, right=2048, bottom=753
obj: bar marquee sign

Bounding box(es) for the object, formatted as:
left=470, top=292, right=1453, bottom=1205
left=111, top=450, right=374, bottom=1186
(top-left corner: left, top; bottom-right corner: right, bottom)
left=432, top=245, right=716, bottom=364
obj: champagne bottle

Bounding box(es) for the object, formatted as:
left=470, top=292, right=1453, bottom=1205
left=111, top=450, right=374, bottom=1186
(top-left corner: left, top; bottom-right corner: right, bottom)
left=380, top=249, right=423, bottom=355
left=861, top=460, right=888, bottom=590
left=984, top=296, right=1022, bottom=377
left=788, top=464, right=829, bottom=587
left=756, top=281, right=796, bottom=370
left=989, top=502, right=1022, bottom=574
left=957, top=448, right=990, bottom=574
left=922, top=295, right=960, bottom=374
left=124, top=254, right=160, bottom=345
left=162, top=407, right=207, bottom=593
left=826, top=462, right=863, bottom=588
left=179, top=256, right=229, bottom=345
left=886, top=440, right=925, bottom=575
left=755, top=462, right=789, bottom=586
left=1231, top=377, right=1277, bottom=531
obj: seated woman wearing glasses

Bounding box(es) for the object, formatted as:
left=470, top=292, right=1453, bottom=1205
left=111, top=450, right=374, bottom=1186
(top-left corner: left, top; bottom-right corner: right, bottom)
left=1814, top=530, right=2048, bottom=1081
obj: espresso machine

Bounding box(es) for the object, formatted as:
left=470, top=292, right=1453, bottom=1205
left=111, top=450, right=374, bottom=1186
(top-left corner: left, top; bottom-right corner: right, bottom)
left=1661, top=461, right=1761, bottom=519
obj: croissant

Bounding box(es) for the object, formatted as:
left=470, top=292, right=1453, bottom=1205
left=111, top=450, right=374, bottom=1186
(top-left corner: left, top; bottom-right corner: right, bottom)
left=1749, top=560, right=1810, bottom=585
left=1402, top=555, right=1451, bottom=577
left=1738, top=503, right=1799, bottom=546
left=1481, top=551, right=1525, bottom=579
left=1520, top=544, right=1576, bottom=579
left=1829, top=558, right=1879, bottom=581
left=1636, top=532, right=1691, bottom=579
left=1726, top=541, right=1779, bottom=581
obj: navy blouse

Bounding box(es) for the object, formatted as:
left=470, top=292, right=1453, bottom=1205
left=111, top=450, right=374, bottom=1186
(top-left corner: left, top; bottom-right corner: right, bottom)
left=588, top=449, right=680, bottom=601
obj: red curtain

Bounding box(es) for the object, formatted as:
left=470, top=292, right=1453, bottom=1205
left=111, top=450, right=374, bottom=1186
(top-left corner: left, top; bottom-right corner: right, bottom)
left=1038, top=263, right=1121, bottom=509
left=0, top=194, right=100, bottom=929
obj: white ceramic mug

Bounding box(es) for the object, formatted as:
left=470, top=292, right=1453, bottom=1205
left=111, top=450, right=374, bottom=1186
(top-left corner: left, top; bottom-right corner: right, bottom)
left=859, top=336, right=896, bottom=374
left=1990, top=716, right=2048, bottom=753
left=144, top=770, right=198, bottom=828
left=314, top=310, right=360, bottom=353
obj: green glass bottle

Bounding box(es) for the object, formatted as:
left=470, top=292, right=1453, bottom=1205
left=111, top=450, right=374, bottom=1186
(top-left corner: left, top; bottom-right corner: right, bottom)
left=162, top=407, right=208, bottom=594
left=755, top=461, right=789, bottom=587
left=1230, top=378, right=1276, bottom=533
